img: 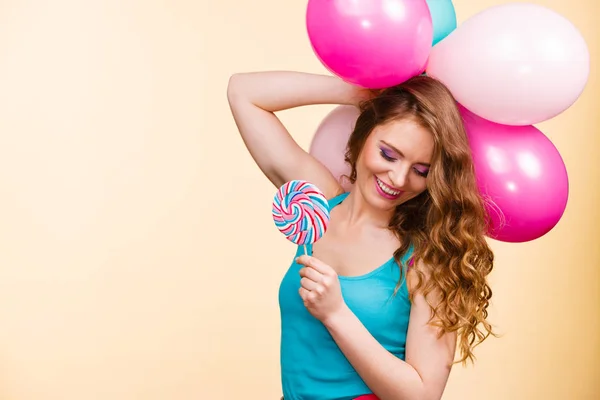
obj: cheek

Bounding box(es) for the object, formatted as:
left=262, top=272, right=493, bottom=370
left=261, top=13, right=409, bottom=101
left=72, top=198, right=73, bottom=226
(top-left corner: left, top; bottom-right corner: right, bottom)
left=411, top=178, right=429, bottom=194
left=360, top=149, right=386, bottom=172
left=414, top=182, right=428, bottom=193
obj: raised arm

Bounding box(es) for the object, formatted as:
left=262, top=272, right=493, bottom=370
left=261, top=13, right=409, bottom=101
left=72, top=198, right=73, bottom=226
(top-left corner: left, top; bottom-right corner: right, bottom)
left=226, top=71, right=367, bottom=198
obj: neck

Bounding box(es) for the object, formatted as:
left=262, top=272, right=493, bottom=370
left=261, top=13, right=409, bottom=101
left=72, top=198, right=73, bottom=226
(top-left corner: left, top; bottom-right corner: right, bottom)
left=338, top=189, right=395, bottom=230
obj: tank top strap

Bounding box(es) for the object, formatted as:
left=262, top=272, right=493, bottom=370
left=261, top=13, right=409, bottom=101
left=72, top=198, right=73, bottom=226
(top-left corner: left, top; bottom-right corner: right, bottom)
left=304, top=192, right=416, bottom=272
left=301, top=192, right=349, bottom=257
left=327, top=191, right=350, bottom=211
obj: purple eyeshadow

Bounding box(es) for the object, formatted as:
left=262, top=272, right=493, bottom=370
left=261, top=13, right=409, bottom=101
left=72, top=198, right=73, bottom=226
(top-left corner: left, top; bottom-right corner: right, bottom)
left=381, top=148, right=393, bottom=157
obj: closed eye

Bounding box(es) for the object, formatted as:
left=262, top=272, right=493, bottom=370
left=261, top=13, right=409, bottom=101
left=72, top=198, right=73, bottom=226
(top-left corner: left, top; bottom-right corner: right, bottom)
left=380, top=149, right=396, bottom=161
left=414, top=167, right=429, bottom=177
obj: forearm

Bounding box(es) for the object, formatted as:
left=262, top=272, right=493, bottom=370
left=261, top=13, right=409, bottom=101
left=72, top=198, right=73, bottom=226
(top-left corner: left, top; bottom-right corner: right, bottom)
left=227, top=71, right=364, bottom=112
left=323, top=306, right=428, bottom=400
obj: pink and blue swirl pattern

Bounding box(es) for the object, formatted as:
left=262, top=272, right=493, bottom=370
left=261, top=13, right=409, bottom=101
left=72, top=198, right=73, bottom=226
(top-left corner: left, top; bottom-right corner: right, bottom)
left=272, top=180, right=330, bottom=245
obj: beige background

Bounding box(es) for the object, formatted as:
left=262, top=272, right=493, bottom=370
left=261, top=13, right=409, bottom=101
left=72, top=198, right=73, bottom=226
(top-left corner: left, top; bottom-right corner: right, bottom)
left=0, top=0, right=597, bottom=399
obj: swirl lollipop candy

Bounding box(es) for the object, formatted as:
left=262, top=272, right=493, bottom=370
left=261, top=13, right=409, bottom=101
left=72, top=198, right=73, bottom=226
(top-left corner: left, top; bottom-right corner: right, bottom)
left=272, top=180, right=330, bottom=254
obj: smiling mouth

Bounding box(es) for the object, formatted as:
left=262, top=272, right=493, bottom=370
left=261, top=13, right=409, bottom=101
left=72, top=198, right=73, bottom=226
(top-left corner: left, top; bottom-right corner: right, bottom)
left=375, top=177, right=403, bottom=198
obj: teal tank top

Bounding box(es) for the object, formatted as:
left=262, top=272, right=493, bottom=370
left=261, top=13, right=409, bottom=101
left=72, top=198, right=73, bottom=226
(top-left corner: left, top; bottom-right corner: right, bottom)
left=278, top=192, right=413, bottom=400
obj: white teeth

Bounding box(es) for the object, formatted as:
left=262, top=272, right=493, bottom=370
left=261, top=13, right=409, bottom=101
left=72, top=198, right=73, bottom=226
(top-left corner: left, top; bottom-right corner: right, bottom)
left=376, top=178, right=400, bottom=196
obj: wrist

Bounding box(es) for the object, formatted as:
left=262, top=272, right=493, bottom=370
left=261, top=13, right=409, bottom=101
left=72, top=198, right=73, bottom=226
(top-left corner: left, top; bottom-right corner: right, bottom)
left=321, top=76, right=361, bottom=107
left=339, top=80, right=373, bottom=107
left=322, top=303, right=353, bottom=330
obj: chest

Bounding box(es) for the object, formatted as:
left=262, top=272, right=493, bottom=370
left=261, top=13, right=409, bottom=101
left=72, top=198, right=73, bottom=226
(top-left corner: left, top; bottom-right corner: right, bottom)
left=311, top=223, right=400, bottom=277
left=279, top=250, right=411, bottom=349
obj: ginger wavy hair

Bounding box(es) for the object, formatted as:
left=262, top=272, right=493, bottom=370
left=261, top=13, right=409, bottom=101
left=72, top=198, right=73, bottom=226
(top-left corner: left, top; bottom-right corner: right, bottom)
left=344, top=75, right=496, bottom=365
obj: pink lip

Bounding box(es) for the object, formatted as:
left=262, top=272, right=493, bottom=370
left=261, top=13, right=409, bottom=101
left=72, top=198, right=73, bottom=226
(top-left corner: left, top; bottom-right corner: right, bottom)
left=375, top=177, right=403, bottom=200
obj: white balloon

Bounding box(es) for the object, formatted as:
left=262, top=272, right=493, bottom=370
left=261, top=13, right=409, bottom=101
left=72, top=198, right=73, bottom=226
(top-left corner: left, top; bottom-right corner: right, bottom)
left=426, top=3, right=590, bottom=126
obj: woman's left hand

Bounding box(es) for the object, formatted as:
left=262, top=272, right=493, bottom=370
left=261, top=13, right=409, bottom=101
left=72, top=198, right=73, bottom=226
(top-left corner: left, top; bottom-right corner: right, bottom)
left=296, top=255, right=347, bottom=323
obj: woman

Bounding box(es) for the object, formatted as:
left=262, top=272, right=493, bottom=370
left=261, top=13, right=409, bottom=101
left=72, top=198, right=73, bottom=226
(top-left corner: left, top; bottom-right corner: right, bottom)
left=227, top=71, right=495, bottom=400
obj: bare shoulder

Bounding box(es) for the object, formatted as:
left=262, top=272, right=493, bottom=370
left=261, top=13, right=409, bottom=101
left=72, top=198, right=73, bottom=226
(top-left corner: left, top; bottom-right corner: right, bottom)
left=405, top=260, right=451, bottom=322
left=406, top=259, right=432, bottom=298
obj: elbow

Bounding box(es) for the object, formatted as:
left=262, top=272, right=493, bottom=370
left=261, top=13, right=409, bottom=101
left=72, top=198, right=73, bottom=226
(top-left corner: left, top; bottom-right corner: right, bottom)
left=385, top=382, right=439, bottom=400
left=412, top=383, right=441, bottom=400
left=227, top=73, right=251, bottom=104
left=413, top=387, right=442, bottom=400
left=226, top=73, right=242, bottom=103
left=388, top=392, right=436, bottom=400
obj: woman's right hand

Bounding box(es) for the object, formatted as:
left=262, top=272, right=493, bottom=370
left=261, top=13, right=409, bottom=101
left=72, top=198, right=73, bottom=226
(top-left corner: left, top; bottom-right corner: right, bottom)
left=227, top=71, right=364, bottom=198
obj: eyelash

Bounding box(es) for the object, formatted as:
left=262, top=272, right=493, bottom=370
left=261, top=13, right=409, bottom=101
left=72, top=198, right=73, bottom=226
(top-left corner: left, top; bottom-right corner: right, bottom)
left=379, top=149, right=429, bottom=178
left=380, top=149, right=395, bottom=161
left=414, top=169, right=428, bottom=178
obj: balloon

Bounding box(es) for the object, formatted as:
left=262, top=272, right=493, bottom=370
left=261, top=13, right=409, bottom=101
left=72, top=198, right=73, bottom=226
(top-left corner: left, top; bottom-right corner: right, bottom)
left=309, top=105, right=360, bottom=192
left=427, top=3, right=590, bottom=126
left=460, top=106, right=569, bottom=243
left=426, top=0, right=457, bottom=46
left=306, top=0, right=433, bottom=89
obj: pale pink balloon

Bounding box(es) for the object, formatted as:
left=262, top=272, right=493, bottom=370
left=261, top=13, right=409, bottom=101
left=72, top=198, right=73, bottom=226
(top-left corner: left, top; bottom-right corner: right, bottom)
left=306, top=0, right=433, bottom=89
left=427, top=3, right=590, bottom=126
left=460, top=106, right=569, bottom=243
left=309, top=105, right=360, bottom=192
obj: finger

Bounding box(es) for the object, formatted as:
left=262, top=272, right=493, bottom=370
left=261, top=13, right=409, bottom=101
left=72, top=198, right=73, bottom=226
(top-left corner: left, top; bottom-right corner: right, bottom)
left=299, top=266, right=323, bottom=283
left=299, top=287, right=310, bottom=301
left=299, top=287, right=319, bottom=303
left=296, top=255, right=335, bottom=275
left=300, top=277, right=320, bottom=292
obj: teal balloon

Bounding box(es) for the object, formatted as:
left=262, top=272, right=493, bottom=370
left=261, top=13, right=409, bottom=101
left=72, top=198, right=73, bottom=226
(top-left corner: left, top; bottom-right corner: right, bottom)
left=426, top=0, right=457, bottom=46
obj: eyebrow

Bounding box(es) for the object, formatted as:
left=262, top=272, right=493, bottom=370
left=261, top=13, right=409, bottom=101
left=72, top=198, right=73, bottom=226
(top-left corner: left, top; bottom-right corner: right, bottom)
left=381, top=140, right=431, bottom=167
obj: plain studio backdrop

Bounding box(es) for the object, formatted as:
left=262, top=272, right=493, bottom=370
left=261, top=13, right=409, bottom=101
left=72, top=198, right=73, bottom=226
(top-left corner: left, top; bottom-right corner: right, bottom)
left=0, top=0, right=598, bottom=399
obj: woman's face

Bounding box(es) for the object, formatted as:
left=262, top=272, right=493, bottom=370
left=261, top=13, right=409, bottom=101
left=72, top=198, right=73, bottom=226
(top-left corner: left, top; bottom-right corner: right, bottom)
left=354, top=118, right=434, bottom=211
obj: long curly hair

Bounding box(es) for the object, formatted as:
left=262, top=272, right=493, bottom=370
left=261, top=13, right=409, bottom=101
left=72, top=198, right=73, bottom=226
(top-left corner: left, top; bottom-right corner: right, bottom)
left=344, top=75, right=496, bottom=365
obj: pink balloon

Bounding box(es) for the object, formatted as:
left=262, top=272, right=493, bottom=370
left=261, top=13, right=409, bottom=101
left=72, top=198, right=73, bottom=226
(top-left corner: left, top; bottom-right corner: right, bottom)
left=427, top=3, right=590, bottom=126
left=460, top=106, right=569, bottom=243
left=309, top=105, right=360, bottom=192
left=306, top=0, right=433, bottom=89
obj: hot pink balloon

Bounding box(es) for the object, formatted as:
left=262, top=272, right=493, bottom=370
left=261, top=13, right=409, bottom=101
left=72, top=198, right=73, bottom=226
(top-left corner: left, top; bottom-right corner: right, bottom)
left=306, top=0, right=433, bottom=89
left=460, top=106, right=569, bottom=243
left=309, top=105, right=360, bottom=192
left=427, top=3, right=590, bottom=126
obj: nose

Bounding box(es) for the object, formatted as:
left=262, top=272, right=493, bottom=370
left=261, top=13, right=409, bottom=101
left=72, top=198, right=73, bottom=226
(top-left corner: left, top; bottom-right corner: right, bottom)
left=388, top=165, right=410, bottom=189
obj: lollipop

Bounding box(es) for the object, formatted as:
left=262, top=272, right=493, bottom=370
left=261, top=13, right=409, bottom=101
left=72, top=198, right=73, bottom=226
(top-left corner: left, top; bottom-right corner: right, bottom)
left=272, top=180, right=330, bottom=254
